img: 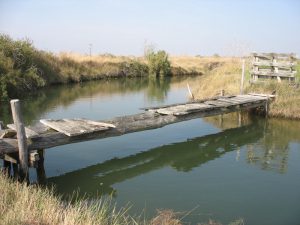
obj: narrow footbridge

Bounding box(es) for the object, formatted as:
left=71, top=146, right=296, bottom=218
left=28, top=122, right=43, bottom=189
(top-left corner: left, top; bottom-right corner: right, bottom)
left=0, top=93, right=273, bottom=181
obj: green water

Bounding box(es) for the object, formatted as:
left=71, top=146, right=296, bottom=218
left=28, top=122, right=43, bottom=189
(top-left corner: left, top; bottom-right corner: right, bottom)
left=1, top=77, right=300, bottom=225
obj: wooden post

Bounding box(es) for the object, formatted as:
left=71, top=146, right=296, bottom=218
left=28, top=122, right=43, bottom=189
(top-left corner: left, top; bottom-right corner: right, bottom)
left=238, top=111, right=242, bottom=127
left=187, top=83, right=194, bottom=100
left=2, top=160, right=11, bottom=176
left=36, top=149, right=46, bottom=185
left=240, top=59, right=245, bottom=94
left=265, top=99, right=269, bottom=118
left=10, top=99, right=29, bottom=181
left=0, top=122, right=11, bottom=177
left=12, top=163, right=19, bottom=180
left=220, top=89, right=225, bottom=96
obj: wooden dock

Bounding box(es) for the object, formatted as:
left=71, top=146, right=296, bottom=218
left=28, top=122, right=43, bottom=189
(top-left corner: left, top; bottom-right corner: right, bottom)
left=0, top=93, right=273, bottom=181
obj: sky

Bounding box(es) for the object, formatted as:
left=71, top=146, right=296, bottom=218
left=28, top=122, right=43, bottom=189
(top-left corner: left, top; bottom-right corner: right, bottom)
left=0, top=0, right=299, bottom=56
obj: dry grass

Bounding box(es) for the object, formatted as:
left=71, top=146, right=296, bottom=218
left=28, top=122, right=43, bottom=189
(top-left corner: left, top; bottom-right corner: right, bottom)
left=0, top=174, right=242, bottom=225
left=0, top=174, right=138, bottom=225
left=246, top=81, right=300, bottom=119
left=186, top=57, right=242, bottom=99
left=182, top=57, right=300, bottom=120
left=169, top=56, right=236, bottom=75
left=58, top=52, right=143, bottom=64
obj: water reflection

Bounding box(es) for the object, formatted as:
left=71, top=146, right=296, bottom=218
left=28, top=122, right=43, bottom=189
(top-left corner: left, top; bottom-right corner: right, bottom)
left=47, top=119, right=262, bottom=197
left=0, top=77, right=179, bottom=125
left=48, top=117, right=300, bottom=199
left=206, top=114, right=300, bottom=174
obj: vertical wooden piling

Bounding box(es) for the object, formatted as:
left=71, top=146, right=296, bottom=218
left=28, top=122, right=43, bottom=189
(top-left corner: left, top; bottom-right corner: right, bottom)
left=240, top=59, right=245, bottom=94
left=3, top=160, right=11, bottom=176
left=187, top=83, right=194, bottom=100
left=0, top=122, right=11, bottom=176
left=12, top=163, right=19, bottom=180
left=10, top=99, right=29, bottom=181
left=36, top=149, right=46, bottom=185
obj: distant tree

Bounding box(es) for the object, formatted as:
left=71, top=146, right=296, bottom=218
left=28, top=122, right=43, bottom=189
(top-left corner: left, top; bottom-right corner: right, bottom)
left=144, top=46, right=171, bottom=77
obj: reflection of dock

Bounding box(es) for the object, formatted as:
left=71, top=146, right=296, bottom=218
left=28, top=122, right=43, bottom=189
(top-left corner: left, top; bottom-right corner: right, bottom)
left=48, top=123, right=263, bottom=197
left=1, top=94, right=273, bottom=181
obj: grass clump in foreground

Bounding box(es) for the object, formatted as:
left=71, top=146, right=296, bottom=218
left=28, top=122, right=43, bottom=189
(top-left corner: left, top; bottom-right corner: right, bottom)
left=0, top=174, right=244, bottom=225
left=0, top=173, right=139, bottom=225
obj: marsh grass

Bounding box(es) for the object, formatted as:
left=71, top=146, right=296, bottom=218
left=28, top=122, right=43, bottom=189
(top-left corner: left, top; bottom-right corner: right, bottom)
left=187, top=57, right=300, bottom=119
left=0, top=173, right=244, bottom=225
left=0, top=174, right=140, bottom=225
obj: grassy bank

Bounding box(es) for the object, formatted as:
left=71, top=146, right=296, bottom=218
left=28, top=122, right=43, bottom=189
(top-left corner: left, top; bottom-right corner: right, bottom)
left=0, top=35, right=231, bottom=100
left=187, top=57, right=300, bottom=120
left=0, top=173, right=244, bottom=225
left=0, top=35, right=150, bottom=99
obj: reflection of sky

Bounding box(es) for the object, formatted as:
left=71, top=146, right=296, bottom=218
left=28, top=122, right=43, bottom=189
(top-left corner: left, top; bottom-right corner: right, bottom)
left=40, top=82, right=187, bottom=121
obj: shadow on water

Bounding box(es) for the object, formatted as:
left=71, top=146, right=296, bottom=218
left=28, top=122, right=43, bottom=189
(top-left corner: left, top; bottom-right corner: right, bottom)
left=205, top=113, right=300, bottom=173
left=45, top=116, right=283, bottom=198
left=0, top=76, right=177, bottom=125
left=47, top=115, right=300, bottom=200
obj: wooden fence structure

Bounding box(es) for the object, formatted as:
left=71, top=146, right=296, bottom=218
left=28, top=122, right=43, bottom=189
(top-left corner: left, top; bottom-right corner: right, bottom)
left=251, top=53, right=297, bottom=82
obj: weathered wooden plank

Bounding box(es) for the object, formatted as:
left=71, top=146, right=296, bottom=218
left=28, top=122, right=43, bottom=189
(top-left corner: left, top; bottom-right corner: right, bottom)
left=40, top=119, right=116, bottom=137
left=204, top=100, right=234, bottom=107
left=247, top=93, right=276, bottom=99
left=251, top=70, right=296, bottom=77
left=252, top=61, right=296, bottom=68
left=7, top=124, right=39, bottom=138
left=156, top=103, right=212, bottom=115
left=141, top=96, right=222, bottom=111
left=252, top=53, right=296, bottom=59
left=0, top=138, right=18, bottom=155
left=0, top=129, right=17, bottom=138
left=224, top=96, right=265, bottom=104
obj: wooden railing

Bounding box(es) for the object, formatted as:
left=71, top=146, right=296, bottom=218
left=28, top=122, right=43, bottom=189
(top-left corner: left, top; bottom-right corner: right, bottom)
left=251, top=53, right=297, bottom=82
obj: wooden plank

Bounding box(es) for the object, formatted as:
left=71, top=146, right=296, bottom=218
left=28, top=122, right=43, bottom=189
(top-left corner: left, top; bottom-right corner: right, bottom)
left=252, top=53, right=296, bottom=59
left=156, top=103, right=212, bottom=115
left=7, top=124, right=39, bottom=138
left=226, top=95, right=266, bottom=103
left=141, top=97, right=220, bottom=111
left=40, top=119, right=116, bottom=137
left=247, top=93, right=275, bottom=98
left=0, top=129, right=16, bottom=138
left=253, top=61, right=296, bottom=68
left=204, top=100, right=234, bottom=107
left=251, top=70, right=296, bottom=77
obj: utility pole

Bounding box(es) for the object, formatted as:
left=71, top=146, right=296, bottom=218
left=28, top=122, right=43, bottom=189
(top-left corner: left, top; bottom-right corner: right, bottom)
left=89, top=43, right=92, bottom=57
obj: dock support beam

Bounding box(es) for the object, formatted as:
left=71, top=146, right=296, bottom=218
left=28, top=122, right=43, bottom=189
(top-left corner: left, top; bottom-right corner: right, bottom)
left=36, top=149, right=46, bottom=185
left=10, top=99, right=29, bottom=182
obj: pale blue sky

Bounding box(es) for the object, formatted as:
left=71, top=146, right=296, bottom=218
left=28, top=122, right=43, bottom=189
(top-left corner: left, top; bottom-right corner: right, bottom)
left=0, top=0, right=299, bottom=56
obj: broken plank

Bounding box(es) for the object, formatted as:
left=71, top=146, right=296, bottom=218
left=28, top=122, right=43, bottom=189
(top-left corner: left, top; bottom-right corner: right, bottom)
left=40, top=119, right=115, bottom=137
left=0, top=138, right=19, bottom=154
left=204, top=100, right=234, bottom=107
left=156, top=103, right=212, bottom=116
left=7, top=124, right=39, bottom=138
left=0, top=129, right=17, bottom=138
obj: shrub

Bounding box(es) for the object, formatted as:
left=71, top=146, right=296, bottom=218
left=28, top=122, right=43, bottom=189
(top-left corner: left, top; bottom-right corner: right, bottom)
left=145, top=47, right=171, bottom=77
left=0, top=34, right=47, bottom=99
